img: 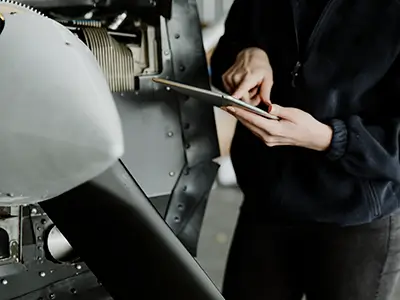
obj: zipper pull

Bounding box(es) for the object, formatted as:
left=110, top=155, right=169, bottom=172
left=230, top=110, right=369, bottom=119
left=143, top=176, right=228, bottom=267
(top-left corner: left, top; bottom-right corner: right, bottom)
left=291, top=61, right=302, bottom=87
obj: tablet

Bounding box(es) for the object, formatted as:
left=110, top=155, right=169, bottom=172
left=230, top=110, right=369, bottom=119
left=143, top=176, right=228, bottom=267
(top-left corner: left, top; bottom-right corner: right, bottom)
left=152, top=78, right=279, bottom=120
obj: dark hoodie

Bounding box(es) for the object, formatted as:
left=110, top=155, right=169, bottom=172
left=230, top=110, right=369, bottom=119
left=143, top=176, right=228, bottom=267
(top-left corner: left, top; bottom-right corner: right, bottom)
left=211, top=0, right=400, bottom=225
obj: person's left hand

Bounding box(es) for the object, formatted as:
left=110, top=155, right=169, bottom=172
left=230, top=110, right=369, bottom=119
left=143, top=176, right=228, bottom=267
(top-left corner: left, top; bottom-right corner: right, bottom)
left=224, top=105, right=333, bottom=152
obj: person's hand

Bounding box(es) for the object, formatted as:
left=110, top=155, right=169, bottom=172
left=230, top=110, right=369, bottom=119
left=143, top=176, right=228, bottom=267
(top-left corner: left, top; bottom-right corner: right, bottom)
left=224, top=105, right=333, bottom=151
left=222, top=47, right=273, bottom=106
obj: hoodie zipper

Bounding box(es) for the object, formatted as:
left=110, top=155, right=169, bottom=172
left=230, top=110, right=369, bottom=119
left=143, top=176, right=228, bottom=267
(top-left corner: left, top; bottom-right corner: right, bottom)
left=290, top=0, right=338, bottom=87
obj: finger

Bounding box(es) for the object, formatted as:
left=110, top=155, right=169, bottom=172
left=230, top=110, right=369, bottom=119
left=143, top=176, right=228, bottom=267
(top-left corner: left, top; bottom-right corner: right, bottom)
left=241, top=92, right=252, bottom=103
left=222, top=72, right=234, bottom=94
left=260, top=80, right=273, bottom=105
left=227, top=106, right=280, bottom=134
left=232, top=76, right=259, bottom=100
left=268, top=104, right=296, bottom=120
left=250, top=94, right=262, bottom=106
left=238, top=118, right=290, bottom=146
left=249, top=86, right=259, bottom=98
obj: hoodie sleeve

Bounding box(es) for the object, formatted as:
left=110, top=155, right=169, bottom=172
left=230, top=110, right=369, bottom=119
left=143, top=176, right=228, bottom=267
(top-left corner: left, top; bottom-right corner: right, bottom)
left=326, top=58, right=400, bottom=183
left=210, top=0, right=258, bottom=92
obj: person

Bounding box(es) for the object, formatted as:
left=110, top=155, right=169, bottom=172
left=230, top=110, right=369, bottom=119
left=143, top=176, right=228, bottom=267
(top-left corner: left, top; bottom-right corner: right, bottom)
left=210, top=0, right=400, bottom=299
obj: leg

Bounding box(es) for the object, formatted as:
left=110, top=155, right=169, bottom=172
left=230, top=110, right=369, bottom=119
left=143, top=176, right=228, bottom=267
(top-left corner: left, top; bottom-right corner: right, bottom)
left=222, top=209, right=304, bottom=300
left=305, top=214, right=400, bottom=300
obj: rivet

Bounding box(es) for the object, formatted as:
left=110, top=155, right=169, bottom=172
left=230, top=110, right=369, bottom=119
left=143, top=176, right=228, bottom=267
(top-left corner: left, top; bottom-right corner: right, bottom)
left=167, top=132, right=174, bottom=137
left=65, top=42, right=71, bottom=46
left=169, top=172, right=175, bottom=177
left=182, top=186, right=187, bottom=192
left=38, top=236, right=42, bottom=241
left=175, top=33, right=180, bottom=39
left=174, top=216, right=180, bottom=222
left=179, top=65, right=185, bottom=72
left=70, top=288, right=77, bottom=294
left=164, top=50, right=170, bottom=56
left=37, top=227, right=42, bottom=231
left=49, top=293, right=56, bottom=299
left=135, top=91, right=139, bottom=95
left=39, top=271, right=46, bottom=277
left=75, top=264, right=82, bottom=270
left=31, top=208, right=38, bottom=214
left=120, top=92, right=124, bottom=97
left=2, top=279, right=8, bottom=285
left=178, top=204, right=184, bottom=210
left=166, top=86, right=171, bottom=91
left=41, top=219, right=47, bottom=225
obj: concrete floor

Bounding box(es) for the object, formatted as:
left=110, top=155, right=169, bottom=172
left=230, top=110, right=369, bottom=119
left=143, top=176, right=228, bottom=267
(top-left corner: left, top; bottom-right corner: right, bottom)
left=196, top=186, right=400, bottom=298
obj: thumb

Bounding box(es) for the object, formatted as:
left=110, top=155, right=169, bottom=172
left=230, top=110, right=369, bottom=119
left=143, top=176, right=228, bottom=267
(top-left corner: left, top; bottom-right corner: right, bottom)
left=232, top=79, right=257, bottom=101
left=268, top=104, right=293, bottom=120
left=259, top=80, right=273, bottom=105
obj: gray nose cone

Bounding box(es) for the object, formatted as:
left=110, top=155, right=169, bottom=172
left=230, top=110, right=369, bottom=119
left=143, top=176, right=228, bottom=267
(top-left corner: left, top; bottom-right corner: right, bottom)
left=0, top=9, right=124, bottom=205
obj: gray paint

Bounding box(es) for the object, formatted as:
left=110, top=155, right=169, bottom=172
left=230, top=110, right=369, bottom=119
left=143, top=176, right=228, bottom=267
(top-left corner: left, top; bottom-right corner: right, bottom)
left=0, top=5, right=124, bottom=205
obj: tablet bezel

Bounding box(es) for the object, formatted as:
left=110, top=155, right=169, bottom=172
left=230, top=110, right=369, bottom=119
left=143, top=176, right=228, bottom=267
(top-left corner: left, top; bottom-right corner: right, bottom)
left=152, top=78, right=279, bottom=120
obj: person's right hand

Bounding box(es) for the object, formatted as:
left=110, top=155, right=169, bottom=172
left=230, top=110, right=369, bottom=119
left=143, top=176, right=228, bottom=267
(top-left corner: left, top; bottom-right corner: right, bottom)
left=222, top=47, right=273, bottom=106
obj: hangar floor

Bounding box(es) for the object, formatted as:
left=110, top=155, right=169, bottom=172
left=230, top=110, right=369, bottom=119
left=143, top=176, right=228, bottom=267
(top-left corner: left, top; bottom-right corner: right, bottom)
left=197, top=187, right=400, bottom=299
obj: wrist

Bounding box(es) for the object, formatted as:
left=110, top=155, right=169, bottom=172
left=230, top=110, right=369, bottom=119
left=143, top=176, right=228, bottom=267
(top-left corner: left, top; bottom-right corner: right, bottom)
left=311, top=123, right=333, bottom=151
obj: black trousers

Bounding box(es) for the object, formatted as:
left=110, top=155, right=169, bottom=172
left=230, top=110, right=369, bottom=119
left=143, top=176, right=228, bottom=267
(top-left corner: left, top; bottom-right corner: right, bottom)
left=222, top=209, right=400, bottom=300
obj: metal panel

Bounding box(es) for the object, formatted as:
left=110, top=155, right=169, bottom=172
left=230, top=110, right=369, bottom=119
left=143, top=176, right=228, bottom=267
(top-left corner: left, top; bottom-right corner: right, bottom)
left=40, top=160, right=225, bottom=300
left=0, top=0, right=220, bottom=298
left=0, top=205, right=106, bottom=300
